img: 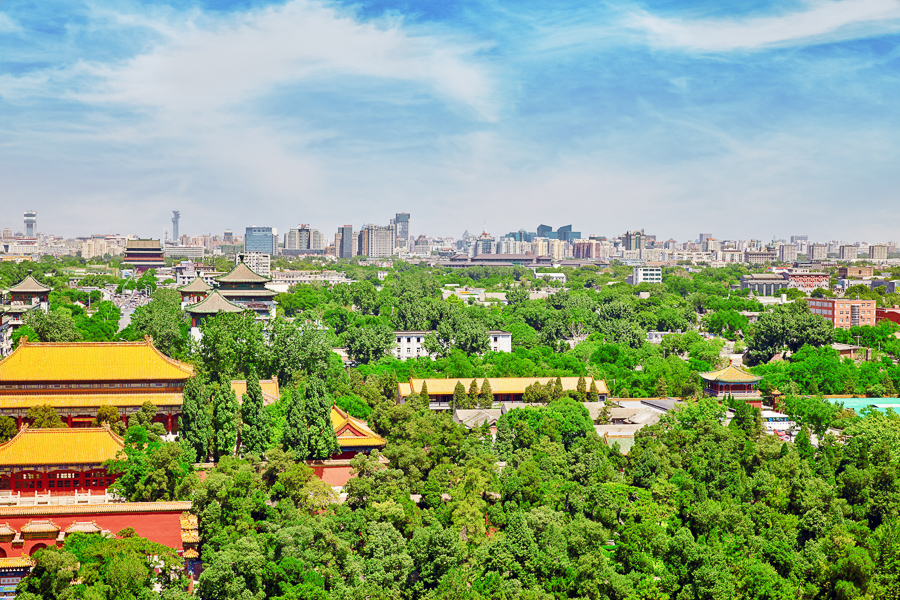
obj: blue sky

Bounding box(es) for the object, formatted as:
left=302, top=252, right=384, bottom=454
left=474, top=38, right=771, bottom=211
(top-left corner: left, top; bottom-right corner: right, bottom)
left=1, top=0, right=899, bottom=242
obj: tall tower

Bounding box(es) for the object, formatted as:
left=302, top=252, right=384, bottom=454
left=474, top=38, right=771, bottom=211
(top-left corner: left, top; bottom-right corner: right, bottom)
left=171, top=211, right=180, bottom=243
left=24, top=210, right=36, bottom=238
left=394, top=213, right=410, bottom=248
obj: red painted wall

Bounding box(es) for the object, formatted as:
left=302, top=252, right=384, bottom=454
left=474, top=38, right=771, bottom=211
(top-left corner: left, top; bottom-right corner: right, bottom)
left=0, top=510, right=185, bottom=557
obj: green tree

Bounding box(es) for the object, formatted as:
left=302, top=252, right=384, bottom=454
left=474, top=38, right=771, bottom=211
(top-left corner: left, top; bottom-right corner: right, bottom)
left=452, top=381, right=467, bottom=409
left=27, top=404, right=66, bottom=428
left=269, top=317, right=335, bottom=384
left=747, top=302, right=834, bottom=365
left=180, top=375, right=212, bottom=463
left=106, top=426, right=196, bottom=501
left=281, top=389, right=308, bottom=458
left=92, top=405, right=126, bottom=436
left=125, top=289, right=189, bottom=357
left=0, top=416, right=17, bottom=442
left=479, top=378, right=494, bottom=409
left=213, top=384, right=239, bottom=461
left=240, top=371, right=271, bottom=457
left=781, top=394, right=838, bottom=437
left=577, top=374, right=587, bottom=401
left=343, top=319, right=395, bottom=364
left=24, top=309, right=81, bottom=342
left=304, top=377, right=339, bottom=460
left=196, top=311, right=273, bottom=382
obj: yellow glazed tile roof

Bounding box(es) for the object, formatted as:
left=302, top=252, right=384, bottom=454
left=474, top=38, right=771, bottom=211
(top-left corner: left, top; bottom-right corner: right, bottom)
left=400, top=377, right=609, bottom=397
left=0, top=555, right=35, bottom=568
left=0, top=340, right=194, bottom=382
left=183, top=548, right=199, bottom=559
left=699, top=364, right=762, bottom=383
left=0, top=392, right=183, bottom=409
left=331, top=406, right=386, bottom=449
left=231, top=379, right=280, bottom=405
left=21, top=519, right=59, bottom=533
left=0, top=523, right=14, bottom=536
left=181, top=532, right=200, bottom=543
left=0, top=427, right=124, bottom=467
left=180, top=514, right=198, bottom=530
left=0, top=501, right=192, bottom=517
left=64, top=521, right=102, bottom=534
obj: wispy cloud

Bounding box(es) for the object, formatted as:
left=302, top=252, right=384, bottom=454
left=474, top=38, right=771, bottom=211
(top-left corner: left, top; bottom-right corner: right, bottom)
left=628, top=0, right=900, bottom=51
left=0, top=13, right=21, bottom=33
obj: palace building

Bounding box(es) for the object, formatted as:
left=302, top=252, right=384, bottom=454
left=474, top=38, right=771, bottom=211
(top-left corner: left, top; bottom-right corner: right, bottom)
left=397, top=376, right=609, bottom=410
left=0, top=426, right=124, bottom=495
left=177, top=275, right=212, bottom=305
left=214, top=261, right=277, bottom=320
left=699, top=363, right=763, bottom=405
left=1, top=275, right=51, bottom=357
left=184, top=290, right=244, bottom=339
left=0, top=339, right=194, bottom=432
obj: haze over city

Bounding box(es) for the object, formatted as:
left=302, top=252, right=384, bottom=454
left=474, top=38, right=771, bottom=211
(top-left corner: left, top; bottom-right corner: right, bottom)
left=2, top=0, right=900, bottom=239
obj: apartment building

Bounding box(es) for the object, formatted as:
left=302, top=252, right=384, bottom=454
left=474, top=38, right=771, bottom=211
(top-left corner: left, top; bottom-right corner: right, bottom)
left=393, top=330, right=512, bottom=360
left=839, top=245, right=859, bottom=261
left=869, top=245, right=888, bottom=261
left=806, top=298, right=877, bottom=329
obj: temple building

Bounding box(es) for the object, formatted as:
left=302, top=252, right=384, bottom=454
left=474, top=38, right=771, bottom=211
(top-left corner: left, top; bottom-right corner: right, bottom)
left=331, top=406, right=386, bottom=459
left=397, top=377, right=609, bottom=410
left=699, top=363, right=763, bottom=405
left=214, top=262, right=277, bottom=322
left=0, top=339, right=194, bottom=432
left=184, top=290, right=244, bottom=340
left=122, top=239, right=165, bottom=274
left=177, top=276, right=212, bottom=306
left=0, top=426, right=124, bottom=495
left=0, top=275, right=51, bottom=357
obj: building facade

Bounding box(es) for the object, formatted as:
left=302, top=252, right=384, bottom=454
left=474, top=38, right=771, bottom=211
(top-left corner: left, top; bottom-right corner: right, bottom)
left=122, top=240, right=165, bottom=273
left=244, top=226, right=276, bottom=254
left=631, top=267, right=662, bottom=285
left=869, top=245, right=888, bottom=260
left=398, top=376, right=609, bottom=410
left=839, top=245, right=858, bottom=261
left=740, top=273, right=789, bottom=295
left=778, top=244, right=798, bottom=263
left=699, top=364, right=763, bottom=403
left=806, top=298, right=877, bottom=328
left=809, top=244, right=828, bottom=261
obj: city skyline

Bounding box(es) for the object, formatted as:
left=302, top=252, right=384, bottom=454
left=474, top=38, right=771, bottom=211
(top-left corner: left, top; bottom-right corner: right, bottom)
left=2, top=0, right=900, bottom=239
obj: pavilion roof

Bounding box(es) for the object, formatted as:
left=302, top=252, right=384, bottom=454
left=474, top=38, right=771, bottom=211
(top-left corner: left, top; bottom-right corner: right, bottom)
left=177, top=276, right=212, bottom=293
left=216, top=261, right=270, bottom=283
left=231, top=379, right=280, bottom=405
left=64, top=521, right=103, bottom=534
left=8, top=275, right=50, bottom=293
left=21, top=519, right=60, bottom=533
left=185, top=290, right=245, bottom=315
left=331, top=406, right=385, bottom=449
left=0, top=426, right=124, bottom=467
left=0, top=339, right=194, bottom=382
left=218, top=288, right=277, bottom=298
left=699, top=364, right=762, bottom=383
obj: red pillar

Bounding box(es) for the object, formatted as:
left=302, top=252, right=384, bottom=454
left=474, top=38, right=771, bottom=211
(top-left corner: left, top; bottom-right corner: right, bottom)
left=123, top=415, right=129, bottom=428
left=166, top=413, right=173, bottom=434
left=16, top=416, right=22, bottom=430
left=67, top=415, right=73, bottom=428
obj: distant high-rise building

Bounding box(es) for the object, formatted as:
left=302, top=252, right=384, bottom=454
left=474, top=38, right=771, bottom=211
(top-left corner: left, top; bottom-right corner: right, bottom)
left=624, top=230, right=645, bottom=251
left=23, top=211, right=36, bottom=238
left=790, top=234, right=808, bottom=244
left=699, top=233, right=712, bottom=243
left=394, top=213, right=410, bottom=248
left=778, top=244, right=798, bottom=263
left=245, top=226, right=276, bottom=254
left=171, top=211, right=180, bottom=242
left=475, top=232, right=495, bottom=255
left=839, top=245, right=858, bottom=261
left=809, top=244, right=827, bottom=261
left=338, top=225, right=354, bottom=258
left=869, top=245, right=887, bottom=261
left=536, top=224, right=556, bottom=239
left=223, top=230, right=234, bottom=244
left=358, top=224, right=394, bottom=258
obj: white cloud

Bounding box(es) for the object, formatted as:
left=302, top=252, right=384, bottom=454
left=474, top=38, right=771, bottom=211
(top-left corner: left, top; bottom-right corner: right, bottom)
left=0, top=13, right=20, bottom=33
left=629, top=0, right=900, bottom=51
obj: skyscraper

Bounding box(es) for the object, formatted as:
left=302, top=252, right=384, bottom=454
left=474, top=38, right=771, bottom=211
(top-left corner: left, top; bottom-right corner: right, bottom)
left=171, top=211, right=180, bottom=242
left=23, top=211, right=36, bottom=238
left=338, top=225, right=354, bottom=258
left=245, top=226, right=276, bottom=254
left=394, top=213, right=410, bottom=248
left=624, top=230, right=645, bottom=251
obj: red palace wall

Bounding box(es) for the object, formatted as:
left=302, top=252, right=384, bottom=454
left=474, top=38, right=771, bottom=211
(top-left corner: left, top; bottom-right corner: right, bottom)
left=0, top=508, right=186, bottom=557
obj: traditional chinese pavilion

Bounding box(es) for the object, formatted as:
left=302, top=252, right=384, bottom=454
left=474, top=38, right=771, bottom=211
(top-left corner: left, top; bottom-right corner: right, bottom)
left=0, top=339, right=194, bottom=432
left=184, top=290, right=245, bottom=340
left=122, top=239, right=165, bottom=274
left=214, top=262, right=277, bottom=321
left=699, top=363, right=763, bottom=400
left=311, top=406, right=386, bottom=487
left=5, top=275, right=50, bottom=306
left=177, top=276, right=212, bottom=305
left=0, top=426, right=124, bottom=495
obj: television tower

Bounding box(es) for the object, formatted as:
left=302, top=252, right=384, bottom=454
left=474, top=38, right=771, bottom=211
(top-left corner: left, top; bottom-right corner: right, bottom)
left=171, top=211, right=180, bottom=243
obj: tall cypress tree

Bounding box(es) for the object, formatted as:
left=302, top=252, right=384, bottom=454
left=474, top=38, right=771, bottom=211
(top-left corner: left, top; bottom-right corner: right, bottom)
left=213, top=384, right=238, bottom=461
left=589, top=380, right=599, bottom=401
left=281, top=389, right=308, bottom=458
left=452, top=381, right=467, bottom=409
left=576, top=375, right=587, bottom=402
left=240, top=371, right=270, bottom=457
left=479, top=379, right=494, bottom=409
left=305, top=376, right=339, bottom=460
left=180, top=375, right=211, bottom=463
